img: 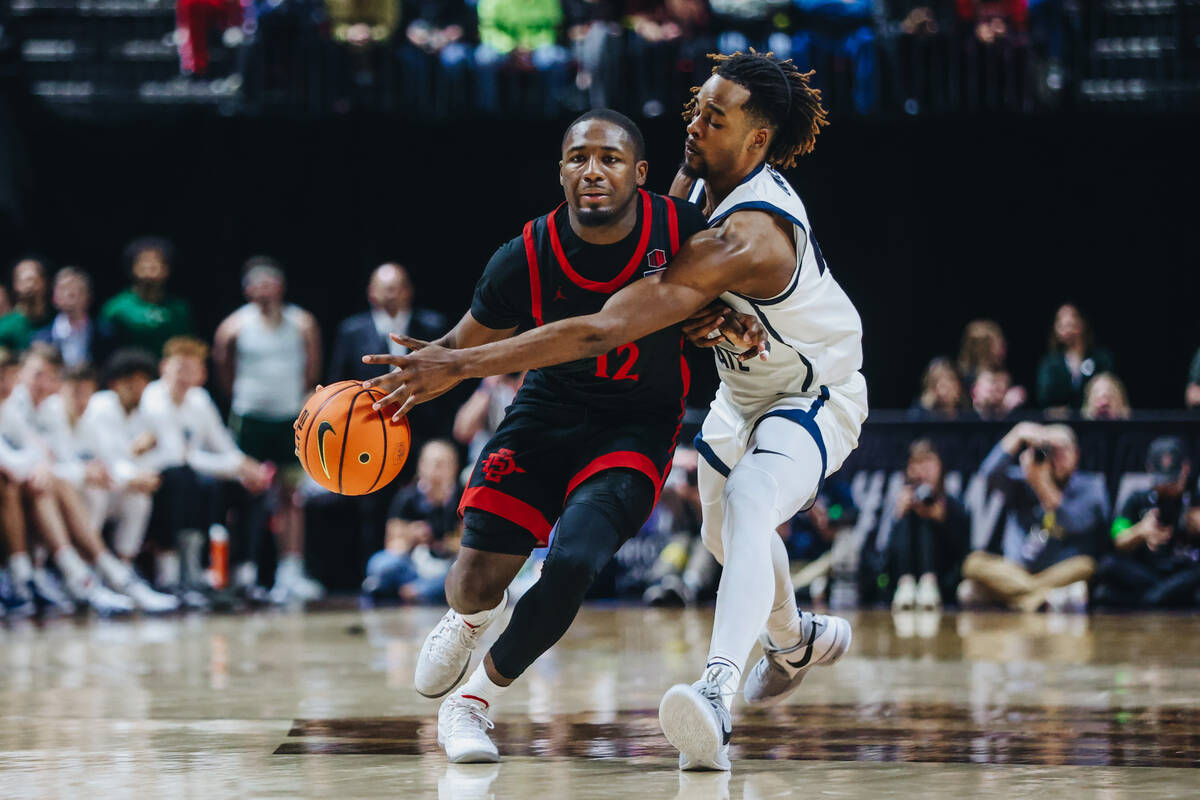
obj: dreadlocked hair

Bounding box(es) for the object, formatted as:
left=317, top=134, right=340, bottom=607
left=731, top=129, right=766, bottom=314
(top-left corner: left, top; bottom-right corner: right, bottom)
left=682, top=51, right=829, bottom=170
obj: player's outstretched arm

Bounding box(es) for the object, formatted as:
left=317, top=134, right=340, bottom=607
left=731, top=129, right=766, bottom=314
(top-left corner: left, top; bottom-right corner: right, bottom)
left=363, top=213, right=783, bottom=419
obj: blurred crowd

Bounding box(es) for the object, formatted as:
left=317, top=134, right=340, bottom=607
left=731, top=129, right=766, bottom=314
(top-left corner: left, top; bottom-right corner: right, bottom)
left=176, top=0, right=1072, bottom=115
left=0, top=240, right=1198, bottom=623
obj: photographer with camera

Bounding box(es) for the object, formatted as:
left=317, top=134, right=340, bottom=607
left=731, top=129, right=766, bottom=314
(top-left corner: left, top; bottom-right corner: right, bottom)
left=1096, top=437, right=1200, bottom=608
left=960, top=422, right=1110, bottom=612
left=888, top=439, right=971, bottom=611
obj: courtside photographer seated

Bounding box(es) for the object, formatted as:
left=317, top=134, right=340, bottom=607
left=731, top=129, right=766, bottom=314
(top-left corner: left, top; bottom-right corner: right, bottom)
left=885, top=439, right=970, bottom=611
left=1096, top=437, right=1200, bottom=609
left=961, top=422, right=1109, bottom=612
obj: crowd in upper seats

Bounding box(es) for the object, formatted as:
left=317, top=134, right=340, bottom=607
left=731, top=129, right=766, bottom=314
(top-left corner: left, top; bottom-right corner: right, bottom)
left=174, top=0, right=1066, bottom=116
left=0, top=238, right=1197, bottom=622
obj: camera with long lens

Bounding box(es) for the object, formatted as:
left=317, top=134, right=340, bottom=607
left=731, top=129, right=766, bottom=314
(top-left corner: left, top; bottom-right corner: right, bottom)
left=1156, top=493, right=1182, bottom=529
left=913, top=484, right=938, bottom=506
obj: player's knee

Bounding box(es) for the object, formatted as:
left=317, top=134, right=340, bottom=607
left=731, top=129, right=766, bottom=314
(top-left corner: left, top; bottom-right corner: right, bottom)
left=721, top=464, right=778, bottom=515
left=541, top=548, right=603, bottom=597
left=700, top=515, right=724, bottom=563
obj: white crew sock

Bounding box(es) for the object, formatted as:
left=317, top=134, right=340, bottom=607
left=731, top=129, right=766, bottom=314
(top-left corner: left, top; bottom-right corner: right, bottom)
left=95, top=550, right=132, bottom=590
left=156, top=551, right=181, bottom=588
left=277, top=553, right=303, bottom=579
left=764, top=534, right=803, bottom=649
left=456, top=661, right=511, bottom=712
left=54, top=546, right=94, bottom=597
left=458, top=594, right=505, bottom=629
left=8, top=552, right=34, bottom=585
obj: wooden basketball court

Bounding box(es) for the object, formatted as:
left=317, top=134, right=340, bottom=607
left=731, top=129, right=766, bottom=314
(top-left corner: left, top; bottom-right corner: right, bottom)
left=1, top=607, right=1196, bottom=798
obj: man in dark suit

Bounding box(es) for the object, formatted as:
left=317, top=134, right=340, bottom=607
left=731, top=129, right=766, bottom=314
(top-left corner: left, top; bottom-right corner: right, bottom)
left=328, top=262, right=448, bottom=384
left=313, top=263, right=451, bottom=580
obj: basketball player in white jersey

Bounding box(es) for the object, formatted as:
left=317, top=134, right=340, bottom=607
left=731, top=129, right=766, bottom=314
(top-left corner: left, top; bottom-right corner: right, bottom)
left=366, top=52, right=867, bottom=771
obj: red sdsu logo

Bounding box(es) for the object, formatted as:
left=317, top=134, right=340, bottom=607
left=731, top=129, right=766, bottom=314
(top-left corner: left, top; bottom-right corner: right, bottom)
left=647, top=249, right=667, bottom=269
left=482, top=449, right=526, bottom=482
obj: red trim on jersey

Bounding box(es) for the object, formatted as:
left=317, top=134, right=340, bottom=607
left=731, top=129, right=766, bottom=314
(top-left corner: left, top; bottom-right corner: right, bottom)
left=547, top=190, right=653, bottom=293
left=662, top=348, right=691, bottom=483
left=459, top=486, right=552, bottom=544
left=666, top=198, right=680, bottom=255
left=566, top=450, right=665, bottom=504
left=522, top=220, right=544, bottom=326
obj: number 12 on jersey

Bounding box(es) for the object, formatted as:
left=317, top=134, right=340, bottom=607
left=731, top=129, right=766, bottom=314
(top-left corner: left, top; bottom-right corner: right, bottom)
left=595, top=343, right=640, bottom=381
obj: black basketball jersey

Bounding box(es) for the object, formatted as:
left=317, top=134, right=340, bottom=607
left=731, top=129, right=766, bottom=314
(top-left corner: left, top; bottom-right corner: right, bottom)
left=470, top=190, right=708, bottom=419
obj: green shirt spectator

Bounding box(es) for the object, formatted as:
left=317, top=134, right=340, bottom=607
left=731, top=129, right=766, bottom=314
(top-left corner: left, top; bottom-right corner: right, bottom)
left=100, top=289, right=193, bottom=357
left=1187, top=347, right=1200, bottom=409
left=477, top=0, right=563, bottom=53
left=0, top=257, right=53, bottom=352
left=102, top=237, right=193, bottom=357
left=1035, top=303, right=1114, bottom=410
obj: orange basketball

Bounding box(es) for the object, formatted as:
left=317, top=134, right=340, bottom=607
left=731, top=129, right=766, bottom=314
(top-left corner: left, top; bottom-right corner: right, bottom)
left=294, top=381, right=412, bottom=495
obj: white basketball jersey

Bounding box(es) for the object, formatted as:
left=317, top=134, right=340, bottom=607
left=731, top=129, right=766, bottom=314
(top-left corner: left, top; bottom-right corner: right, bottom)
left=687, top=164, right=864, bottom=410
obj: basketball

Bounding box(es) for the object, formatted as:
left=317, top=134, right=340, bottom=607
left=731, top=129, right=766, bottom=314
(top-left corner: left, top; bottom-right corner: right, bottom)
left=294, top=380, right=412, bottom=495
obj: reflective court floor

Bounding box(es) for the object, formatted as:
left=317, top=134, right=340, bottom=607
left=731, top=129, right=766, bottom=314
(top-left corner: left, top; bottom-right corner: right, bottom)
left=1, top=607, right=1198, bottom=799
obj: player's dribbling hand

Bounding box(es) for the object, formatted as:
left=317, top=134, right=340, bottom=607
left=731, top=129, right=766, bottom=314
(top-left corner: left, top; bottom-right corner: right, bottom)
left=362, top=334, right=464, bottom=421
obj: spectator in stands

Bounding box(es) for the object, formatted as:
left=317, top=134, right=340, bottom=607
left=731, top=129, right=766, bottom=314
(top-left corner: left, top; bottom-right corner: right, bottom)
left=33, top=267, right=114, bottom=368
left=1081, top=372, right=1130, bottom=421
left=0, top=257, right=53, bottom=352
left=176, top=0, right=244, bottom=77
left=401, top=0, right=473, bottom=115
left=102, top=238, right=193, bottom=358
left=1036, top=303, right=1114, bottom=411
left=141, top=336, right=273, bottom=603
left=641, top=448, right=720, bottom=606
left=961, top=421, right=1109, bottom=612
left=328, top=262, right=447, bottom=384
left=361, top=439, right=461, bottom=603
left=2, top=343, right=178, bottom=613
left=625, top=0, right=712, bottom=116
left=791, top=0, right=879, bottom=114
left=957, top=318, right=1026, bottom=405
left=327, top=0, right=399, bottom=47
left=910, top=356, right=967, bottom=419
left=955, top=0, right=1027, bottom=45
left=453, top=372, right=523, bottom=465
left=0, top=285, right=10, bottom=317
left=1096, top=437, right=1200, bottom=608
left=970, top=367, right=1018, bottom=421
left=563, top=0, right=623, bottom=109
left=710, top=0, right=791, bottom=57
left=1186, top=346, right=1200, bottom=410
left=214, top=257, right=323, bottom=604
left=474, top=0, right=569, bottom=116
left=78, top=351, right=164, bottom=573
left=887, top=439, right=970, bottom=610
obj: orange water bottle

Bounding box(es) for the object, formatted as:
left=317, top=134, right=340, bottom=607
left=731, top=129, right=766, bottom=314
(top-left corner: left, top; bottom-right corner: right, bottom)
left=209, top=525, right=230, bottom=590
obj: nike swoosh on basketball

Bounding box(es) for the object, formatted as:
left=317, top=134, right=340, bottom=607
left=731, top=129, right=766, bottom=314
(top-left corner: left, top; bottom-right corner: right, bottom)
left=786, top=641, right=815, bottom=670
left=317, top=421, right=336, bottom=479
left=752, top=447, right=791, bottom=459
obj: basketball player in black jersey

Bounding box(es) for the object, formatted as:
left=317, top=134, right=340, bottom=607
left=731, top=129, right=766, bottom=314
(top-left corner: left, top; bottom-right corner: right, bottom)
left=369, top=110, right=754, bottom=763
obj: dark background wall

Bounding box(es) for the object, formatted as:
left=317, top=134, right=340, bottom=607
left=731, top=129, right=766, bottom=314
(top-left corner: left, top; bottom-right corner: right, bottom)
left=2, top=104, right=1197, bottom=409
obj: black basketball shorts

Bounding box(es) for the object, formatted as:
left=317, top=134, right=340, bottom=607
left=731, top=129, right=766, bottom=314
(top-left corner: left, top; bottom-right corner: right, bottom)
left=458, top=402, right=682, bottom=556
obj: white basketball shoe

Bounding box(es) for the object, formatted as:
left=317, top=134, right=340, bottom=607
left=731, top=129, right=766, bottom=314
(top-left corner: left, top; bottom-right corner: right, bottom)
left=438, top=694, right=499, bottom=763
left=415, top=591, right=508, bottom=698
left=742, top=612, right=852, bottom=707
left=658, top=664, right=735, bottom=771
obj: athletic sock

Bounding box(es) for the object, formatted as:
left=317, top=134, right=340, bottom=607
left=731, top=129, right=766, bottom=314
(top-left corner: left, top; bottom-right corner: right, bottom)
left=95, top=551, right=132, bottom=590
left=459, top=595, right=505, bottom=629
left=456, top=661, right=511, bottom=711
left=156, top=551, right=181, bottom=588
left=54, top=546, right=94, bottom=597
left=8, top=552, right=34, bottom=585
left=764, top=534, right=803, bottom=649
